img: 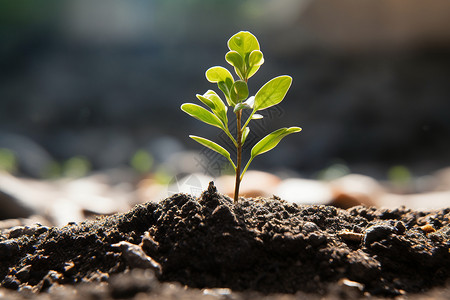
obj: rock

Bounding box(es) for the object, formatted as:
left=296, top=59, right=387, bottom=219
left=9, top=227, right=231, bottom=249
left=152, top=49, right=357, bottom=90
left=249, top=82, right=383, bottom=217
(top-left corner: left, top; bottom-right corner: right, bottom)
left=364, top=225, right=396, bottom=247
left=112, top=241, right=161, bottom=274
left=302, top=222, right=320, bottom=233
left=0, top=240, right=19, bottom=259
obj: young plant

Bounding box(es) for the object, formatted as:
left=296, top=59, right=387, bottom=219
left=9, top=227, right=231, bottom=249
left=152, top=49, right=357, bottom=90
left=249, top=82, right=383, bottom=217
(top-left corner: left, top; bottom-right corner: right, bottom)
left=181, top=31, right=301, bottom=203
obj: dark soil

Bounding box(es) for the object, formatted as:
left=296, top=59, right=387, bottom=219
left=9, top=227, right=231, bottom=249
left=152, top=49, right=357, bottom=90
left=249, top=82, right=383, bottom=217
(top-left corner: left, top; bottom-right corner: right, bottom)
left=1, top=182, right=449, bottom=299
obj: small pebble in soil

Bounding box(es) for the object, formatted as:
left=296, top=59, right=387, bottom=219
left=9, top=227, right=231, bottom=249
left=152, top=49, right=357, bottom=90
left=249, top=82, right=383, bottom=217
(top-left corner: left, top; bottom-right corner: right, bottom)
left=338, top=230, right=364, bottom=243
left=112, top=241, right=161, bottom=274
left=302, top=222, right=319, bottom=233
left=0, top=240, right=19, bottom=259
left=420, top=224, right=436, bottom=234
left=1, top=275, right=20, bottom=290
left=364, top=225, right=395, bottom=247
left=395, top=221, right=407, bottom=234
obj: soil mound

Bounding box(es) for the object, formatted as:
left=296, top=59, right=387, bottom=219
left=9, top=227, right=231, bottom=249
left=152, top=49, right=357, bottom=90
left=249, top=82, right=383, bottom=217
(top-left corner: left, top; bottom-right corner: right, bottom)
left=1, top=182, right=449, bottom=299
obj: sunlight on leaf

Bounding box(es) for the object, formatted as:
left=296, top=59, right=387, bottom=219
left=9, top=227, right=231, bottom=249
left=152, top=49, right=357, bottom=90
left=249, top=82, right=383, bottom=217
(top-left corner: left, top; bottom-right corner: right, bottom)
left=249, top=50, right=264, bottom=67
left=181, top=103, right=224, bottom=129
left=201, top=90, right=228, bottom=126
left=190, top=135, right=236, bottom=169
left=254, top=76, right=292, bottom=111
left=205, top=66, right=234, bottom=83
left=230, top=80, right=249, bottom=103
left=196, top=94, right=215, bottom=110
left=227, top=31, right=260, bottom=59
left=225, top=51, right=245, bottom=80
left=251, top=127, right=302, bottom=159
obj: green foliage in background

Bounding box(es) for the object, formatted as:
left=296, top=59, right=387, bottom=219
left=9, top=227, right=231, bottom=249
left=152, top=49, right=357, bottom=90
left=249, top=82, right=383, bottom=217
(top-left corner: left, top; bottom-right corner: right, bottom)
left=388, top=165, right=412, bottom=188
left=130, top=149, right=153, bottom=174
left=181, top=31, right=301, bottom=203
left=63, top=156, right=91, bottom=178
left=0, top=148, right=17, bottom=173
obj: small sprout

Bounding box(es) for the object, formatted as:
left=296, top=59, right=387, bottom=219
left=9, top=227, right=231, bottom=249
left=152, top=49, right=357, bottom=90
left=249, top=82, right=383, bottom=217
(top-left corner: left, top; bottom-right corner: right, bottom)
left=181, top=31, right=302, bottom=203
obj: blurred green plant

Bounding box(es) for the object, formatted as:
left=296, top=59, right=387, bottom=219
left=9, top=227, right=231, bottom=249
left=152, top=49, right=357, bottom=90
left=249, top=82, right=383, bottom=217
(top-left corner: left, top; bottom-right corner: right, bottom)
left=63, top=156, right=91, bottom=178
left=0, top=148, right=17, bottom=173
left=388, top=165, right=412, bottom=188
left=41, top=160, right=62, bottom=179
left=317, top=162, right=350, bottom=181
left=181, top=31, right=301, bottom=203
left=130, top=149, right=153, bottom=174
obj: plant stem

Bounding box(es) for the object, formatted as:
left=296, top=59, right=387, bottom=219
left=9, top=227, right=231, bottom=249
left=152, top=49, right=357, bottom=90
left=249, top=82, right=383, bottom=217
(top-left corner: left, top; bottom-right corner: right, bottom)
left=224, top=127, right=238, bottom=147
left=242, top=110, right=255, bottom=130
left=240, top=157, right=253, bottom=181
left=234, top=110, right=242, bottom=204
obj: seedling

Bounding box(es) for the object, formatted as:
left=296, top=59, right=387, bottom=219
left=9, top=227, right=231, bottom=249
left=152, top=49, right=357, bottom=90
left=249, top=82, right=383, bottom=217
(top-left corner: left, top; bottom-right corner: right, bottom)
left=181, top=31, right=301, bottom=203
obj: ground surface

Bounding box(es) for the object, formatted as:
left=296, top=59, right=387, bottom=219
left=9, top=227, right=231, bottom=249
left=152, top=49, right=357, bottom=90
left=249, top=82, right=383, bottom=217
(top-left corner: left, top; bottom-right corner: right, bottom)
left=0, top=182, right=449, bottom=299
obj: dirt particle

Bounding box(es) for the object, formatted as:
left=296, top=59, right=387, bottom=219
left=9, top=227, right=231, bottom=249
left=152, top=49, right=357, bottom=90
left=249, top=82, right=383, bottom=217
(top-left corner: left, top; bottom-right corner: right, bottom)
left=0, top=240, right=19, bottom=259
left=364, top=225, right=395, bottom=247
left=338, top=230, right=363, bottom=243
left=302, top=222, right=319, bottom=233
left=307, top=232, right=327, bottom=247
left=1, top=275, right=20, bottom=290
left=395, top=221, right=407, bottom=234
left=420, top=224, right=436, bottom=234
left=211, top=205, right=236, bottom=224
left=15, top=265, right=32, bottom=281
left=112, top=241, right=161, bottom=274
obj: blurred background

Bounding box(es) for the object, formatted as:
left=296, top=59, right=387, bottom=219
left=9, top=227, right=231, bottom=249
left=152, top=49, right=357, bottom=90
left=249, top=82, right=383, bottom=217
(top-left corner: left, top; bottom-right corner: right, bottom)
left=1, top=0, right=450, bottom=223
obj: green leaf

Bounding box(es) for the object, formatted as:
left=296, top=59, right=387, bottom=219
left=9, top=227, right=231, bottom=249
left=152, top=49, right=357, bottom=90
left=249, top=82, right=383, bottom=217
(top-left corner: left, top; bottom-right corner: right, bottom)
left=217, top=81, right=234, bottom=106
left=227, top=31, right=260, bottom=59
left=205, top=66, right=233, bottom=83
left=181, top=103, right=224, bottom=130
left=247, top=65, right=261, bottom=80
left=230, top=80, right=249, bottom=104
left=196, top=94, right=215, bottom=110
left=201, top=90, right=228, bottom=126
left=225, top=51, right=244, bottom=69
left=233, top=102, right=252, bottom=112
left=225, top=51, right=245, bottom=80
left=246, top=50, right=264, bottom=79
left=189, top=135, right=236, bottom=169
left=204, top=90, right=226, bottom=110
left=254, top=76, right=292, bottom=111
left=251, top=127, right=302, bottom=159
left=248, top=50, right=264, bottom=67
left=205, top=65, right=234, bottom=105
left=242, top=127, right=250, bottom=144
